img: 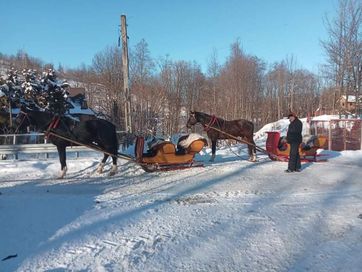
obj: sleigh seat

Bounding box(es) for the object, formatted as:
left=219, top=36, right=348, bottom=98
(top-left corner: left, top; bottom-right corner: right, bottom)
left=266, top=131, right=328, bottom=162
left=135, top=136, right=207, bottom=165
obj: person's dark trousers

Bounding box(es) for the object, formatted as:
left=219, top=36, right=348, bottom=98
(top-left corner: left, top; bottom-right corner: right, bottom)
left=288, top=143, right=301, bottom=171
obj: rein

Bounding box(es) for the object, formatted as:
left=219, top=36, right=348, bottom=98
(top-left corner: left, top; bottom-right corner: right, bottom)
left=14, top=111, right=31, bottom=134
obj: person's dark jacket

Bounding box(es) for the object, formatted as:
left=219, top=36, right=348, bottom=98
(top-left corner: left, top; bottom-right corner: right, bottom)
left=287, top=118, right=303, bottom=144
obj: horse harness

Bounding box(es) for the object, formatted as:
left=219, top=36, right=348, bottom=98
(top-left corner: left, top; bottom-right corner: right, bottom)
left=45, top=116, right=79, bottom=146
left=44, top=116, right=61, bottom=138
left=202, top=115, right=245, bottom=158
left=203, top=115, right=225, bottom=132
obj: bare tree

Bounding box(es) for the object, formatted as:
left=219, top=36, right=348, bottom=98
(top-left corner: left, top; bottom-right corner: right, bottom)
left=321, top=0, right=362, bottom=116
left=91, top=46, right=124, bottom=128
left=129, top=39, right=158, bottom=134
left=207, top=48, right=221, bottom=113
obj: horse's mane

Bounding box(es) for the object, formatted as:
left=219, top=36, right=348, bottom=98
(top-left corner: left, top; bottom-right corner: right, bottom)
left=195, top=111, right=226, bottom=123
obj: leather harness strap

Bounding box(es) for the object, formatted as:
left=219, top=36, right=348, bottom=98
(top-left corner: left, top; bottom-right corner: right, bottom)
left=45, top=116, right=60, bottom=138
left=204, top=115, right=218, bottom=132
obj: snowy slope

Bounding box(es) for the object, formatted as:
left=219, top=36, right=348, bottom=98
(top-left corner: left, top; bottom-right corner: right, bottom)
left=1, top=118, right=362, bottom=272
left=254, top=116, right=323, bottom=144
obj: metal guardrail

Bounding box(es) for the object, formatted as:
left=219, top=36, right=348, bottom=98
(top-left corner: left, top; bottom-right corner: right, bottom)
left=0, top=131, right=133, bottom=160
left=0, top=143, right=91, bottom=160
left=0, top=133, right=46, bottom=145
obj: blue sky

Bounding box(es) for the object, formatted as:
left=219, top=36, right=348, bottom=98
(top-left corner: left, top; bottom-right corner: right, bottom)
left=0, top=0, right=338, bottom=73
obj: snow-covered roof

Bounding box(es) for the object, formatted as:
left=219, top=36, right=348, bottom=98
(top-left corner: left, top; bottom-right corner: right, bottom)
left=68, top=107, right=95, bottom=115
left=311, top=114, right=340, bottom=121
left=340, top=95, right=362, bottom=103
left=68, top=100, right=95, bottom=115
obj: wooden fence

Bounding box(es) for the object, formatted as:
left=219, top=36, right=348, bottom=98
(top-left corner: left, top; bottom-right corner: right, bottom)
left=310, top=119, right=362, bottom=151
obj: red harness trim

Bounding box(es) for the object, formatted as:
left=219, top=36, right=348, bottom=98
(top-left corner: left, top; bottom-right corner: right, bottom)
left=49, top=117, right=60, bottom=129
left=45, top=116, right=60, bottom=138
left=53, top=117, right=60, bottom=129
left=204, top=115, right=218, bottom=131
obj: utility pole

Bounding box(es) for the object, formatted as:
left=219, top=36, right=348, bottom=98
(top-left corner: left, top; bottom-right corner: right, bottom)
left=121, top=15, right=132, bottom=133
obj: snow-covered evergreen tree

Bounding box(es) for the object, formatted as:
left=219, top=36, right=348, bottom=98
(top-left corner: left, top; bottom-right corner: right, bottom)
left=0, top=68, right=71, bottom=116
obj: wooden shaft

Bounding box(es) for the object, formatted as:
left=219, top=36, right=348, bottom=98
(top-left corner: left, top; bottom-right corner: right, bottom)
left=48, top=131, right=134, bottom=161
left=203, top=124, right=282, bottom=160
left=204, top=124, right=268, bottom=154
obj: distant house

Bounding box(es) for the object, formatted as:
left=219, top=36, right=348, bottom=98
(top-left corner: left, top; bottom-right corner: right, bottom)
left=66, top=87, right=95, bottom=120
left=337, top=95, right=362, bottom=113
left=67, top=87, right=85, bottom=97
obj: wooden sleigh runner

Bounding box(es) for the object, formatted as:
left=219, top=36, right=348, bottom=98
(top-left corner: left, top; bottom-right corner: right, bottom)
left=134, top=135, right=208, bottom=172
left=265, top=131, right=328, bottom=162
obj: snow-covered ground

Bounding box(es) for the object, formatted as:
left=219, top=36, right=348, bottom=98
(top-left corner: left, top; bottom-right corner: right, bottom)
left=1, top=118, right=362, bottom=271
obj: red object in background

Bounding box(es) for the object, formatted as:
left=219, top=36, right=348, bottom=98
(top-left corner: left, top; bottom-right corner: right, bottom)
left=266, top=131, right=281, bottom=159
left=265, top=131, right=328, bottom=162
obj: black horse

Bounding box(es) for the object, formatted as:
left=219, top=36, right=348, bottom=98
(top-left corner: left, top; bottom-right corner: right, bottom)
left=16, top=106, right=119, bottom=178
left=186, top=111, right=256, bottom=162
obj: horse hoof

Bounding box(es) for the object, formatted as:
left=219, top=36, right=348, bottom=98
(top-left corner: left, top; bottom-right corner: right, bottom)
left=58, top=166, right=67, bottom=179
left=57, top=173, right=66, bottom=179
left=109, top=165, right=117, bottom=176
left=97, top=163, right=105, bottom=174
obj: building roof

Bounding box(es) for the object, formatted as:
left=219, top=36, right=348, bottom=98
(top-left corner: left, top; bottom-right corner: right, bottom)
left=340, top=95, right=362, bottom=103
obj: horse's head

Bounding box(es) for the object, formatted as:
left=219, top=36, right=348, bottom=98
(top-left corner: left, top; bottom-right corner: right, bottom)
left=186, top=111, right=198, bottom=128
left=14, top=105, right=49, bottom=132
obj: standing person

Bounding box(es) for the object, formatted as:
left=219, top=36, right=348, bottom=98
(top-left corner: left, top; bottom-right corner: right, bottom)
left=285, top=112, right=303, bottom=173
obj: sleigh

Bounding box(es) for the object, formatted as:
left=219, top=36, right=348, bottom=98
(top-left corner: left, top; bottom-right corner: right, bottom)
left=134, top=136, right=208, bottom=172
left=265, top=131, right=328, bottom=162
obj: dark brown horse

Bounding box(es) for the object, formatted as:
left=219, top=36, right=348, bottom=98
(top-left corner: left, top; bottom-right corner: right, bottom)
left=15, top=106, right=119, bottom=178
left=186, top=111, right=256, bottom=162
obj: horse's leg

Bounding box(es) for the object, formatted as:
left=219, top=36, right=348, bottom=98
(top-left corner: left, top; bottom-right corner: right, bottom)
left=57, top=145, right=67, bottom=178
left=109, top=156, right=118, bottom=176
left=97, top=154, right=109, bottom=174
left=247, top=136, right=257, bottom=162
left=209, top=139, right=217, bottom=162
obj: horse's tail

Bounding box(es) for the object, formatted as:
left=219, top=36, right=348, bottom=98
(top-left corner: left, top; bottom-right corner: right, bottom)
left=111, top=123, right=119, bottom=155
left=250, top=120, right=255, bottom=133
